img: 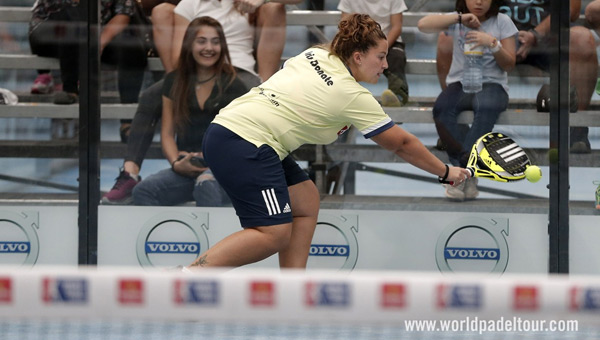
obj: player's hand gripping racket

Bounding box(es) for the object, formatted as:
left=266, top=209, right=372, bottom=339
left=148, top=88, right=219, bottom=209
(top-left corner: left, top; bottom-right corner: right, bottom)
left=464, top=132, right=532, bottom=182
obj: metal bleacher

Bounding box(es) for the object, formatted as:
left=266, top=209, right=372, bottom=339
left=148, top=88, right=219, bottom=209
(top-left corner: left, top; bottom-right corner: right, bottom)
left=0, top=5, right=599, bottom=205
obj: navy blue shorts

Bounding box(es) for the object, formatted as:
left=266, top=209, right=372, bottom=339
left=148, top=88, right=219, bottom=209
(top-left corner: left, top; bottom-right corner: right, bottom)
left=202, top=123, right=311, bottom=228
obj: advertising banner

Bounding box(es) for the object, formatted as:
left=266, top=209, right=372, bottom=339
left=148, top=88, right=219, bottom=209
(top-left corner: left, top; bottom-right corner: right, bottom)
left=98, top=207, right=549, bottom=274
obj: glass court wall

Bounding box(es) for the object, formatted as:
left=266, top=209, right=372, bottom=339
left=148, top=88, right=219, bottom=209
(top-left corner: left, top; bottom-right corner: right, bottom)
left=0, top=0, right=598, bottom=274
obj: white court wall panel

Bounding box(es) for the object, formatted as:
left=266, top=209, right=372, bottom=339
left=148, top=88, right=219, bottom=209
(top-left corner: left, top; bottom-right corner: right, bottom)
left=97, top=206, right=550, bottom=274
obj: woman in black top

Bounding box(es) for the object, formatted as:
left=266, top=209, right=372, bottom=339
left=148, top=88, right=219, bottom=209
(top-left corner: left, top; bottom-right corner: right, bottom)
left=132, top=16, right=247, bottom=206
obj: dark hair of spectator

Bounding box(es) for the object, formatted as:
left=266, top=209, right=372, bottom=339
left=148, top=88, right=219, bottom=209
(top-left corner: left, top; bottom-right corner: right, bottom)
left=329, top=13, right=386, bottom=65
left=172, top=16, right=236, bottom=133
left=455, top=0, right=500, bottom=19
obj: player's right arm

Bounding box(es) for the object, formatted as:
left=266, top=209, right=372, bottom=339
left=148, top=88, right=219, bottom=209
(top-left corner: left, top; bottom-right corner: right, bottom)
left=370, top=125, right=469, bottom=184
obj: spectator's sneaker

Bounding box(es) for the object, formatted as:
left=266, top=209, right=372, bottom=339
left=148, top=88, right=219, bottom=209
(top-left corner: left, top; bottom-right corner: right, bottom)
left=444, top=182, right=466, bottom=202
left=464, top=177, right=479, bottom=200
left=380, top=89, right=403, bottom=107
left=101, top=170, right=140, bottom=205
left=570, top=140, right=591, bottom=154
left=31, top=73, right=54, bottom=94
left=595, top=181, right=600, bottom=210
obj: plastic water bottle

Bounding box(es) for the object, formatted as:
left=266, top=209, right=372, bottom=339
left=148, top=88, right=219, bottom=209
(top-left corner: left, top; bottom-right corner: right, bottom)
left=462, top=42, right=483, bottom=93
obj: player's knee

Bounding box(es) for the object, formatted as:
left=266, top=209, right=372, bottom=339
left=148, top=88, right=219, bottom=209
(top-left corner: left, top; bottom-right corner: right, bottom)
left=291, top=182, right=320, bottom=219
left=260, top=224, right=293, bottom=253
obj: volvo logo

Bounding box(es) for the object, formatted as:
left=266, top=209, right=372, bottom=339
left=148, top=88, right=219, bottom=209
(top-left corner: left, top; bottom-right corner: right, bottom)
left=136, top=212, right=209, bottom=268
left=0, top=211, right=39, bottom=266
left=307, top=214, right=358, bottom=270
left=435, top=217, right=509, bottom=274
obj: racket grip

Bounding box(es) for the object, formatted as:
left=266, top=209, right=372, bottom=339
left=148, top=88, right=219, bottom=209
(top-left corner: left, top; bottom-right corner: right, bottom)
left=466, top=167, right=475, bottom=177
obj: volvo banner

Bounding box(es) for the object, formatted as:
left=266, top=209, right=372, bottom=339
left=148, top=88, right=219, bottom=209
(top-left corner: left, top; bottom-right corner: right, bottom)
left=97, top=207, right=549, bottom=273
left=0, top=208, right=78, bottom=266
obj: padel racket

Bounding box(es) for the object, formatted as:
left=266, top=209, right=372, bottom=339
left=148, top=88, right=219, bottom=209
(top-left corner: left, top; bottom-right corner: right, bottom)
left=464, top=132, right=531, bottom=182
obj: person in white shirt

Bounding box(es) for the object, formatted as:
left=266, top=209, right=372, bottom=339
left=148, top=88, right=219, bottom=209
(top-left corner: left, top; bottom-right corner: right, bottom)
left=338, top=0, right=410, bottom=107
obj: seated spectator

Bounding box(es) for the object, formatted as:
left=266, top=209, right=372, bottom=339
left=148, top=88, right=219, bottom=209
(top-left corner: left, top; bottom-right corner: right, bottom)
left=338, top=0, right=409, bottom=107
left=437, top=0, right=597, bottom=154
left=102, top=0, right=298, bottom=204
left=418, top=0, right=517, bottom=201
left=28, top=0, right=148, bottom=105
left=132, top=16, right=247, bottom=206
left=152, top=0, right=298, bottom=80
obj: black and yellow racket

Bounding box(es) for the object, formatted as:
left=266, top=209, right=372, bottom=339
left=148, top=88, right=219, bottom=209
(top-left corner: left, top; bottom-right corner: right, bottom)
left=464, top=132, right=532, bottom=182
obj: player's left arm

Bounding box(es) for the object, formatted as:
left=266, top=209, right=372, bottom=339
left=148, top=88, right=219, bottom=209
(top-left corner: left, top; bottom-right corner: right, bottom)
left=371, top=125, right=469, bottom=183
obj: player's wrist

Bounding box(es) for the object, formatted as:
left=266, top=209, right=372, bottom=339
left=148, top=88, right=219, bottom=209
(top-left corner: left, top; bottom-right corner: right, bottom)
left=437, top=164, right=450, bottom=184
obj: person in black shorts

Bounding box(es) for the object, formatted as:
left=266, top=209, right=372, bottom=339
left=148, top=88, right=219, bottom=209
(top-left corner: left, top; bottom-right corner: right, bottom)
left=182, top=14, right=470, bottom=271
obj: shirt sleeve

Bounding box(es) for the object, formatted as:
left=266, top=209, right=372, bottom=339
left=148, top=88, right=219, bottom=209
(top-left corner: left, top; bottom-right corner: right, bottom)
left=162, top=72, right=176, bottom=99
left=113, top=0, right=135, bottom=17
left=343, top=92, right=394, bottom=139
left=337, top=0, right=350, bottom=13
left=174, top=0, right=194, bottom=21
left=498, top=13, right=519, bottom=40
left=391, top=0, right=408, bottom=14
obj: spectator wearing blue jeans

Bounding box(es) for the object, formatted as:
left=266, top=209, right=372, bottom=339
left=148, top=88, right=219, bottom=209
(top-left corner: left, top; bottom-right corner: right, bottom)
left=437, top=0, right=598, bottom=154
left=433, top=82, right=508, bottom=167
left=419, top=0, right=517, bottom=201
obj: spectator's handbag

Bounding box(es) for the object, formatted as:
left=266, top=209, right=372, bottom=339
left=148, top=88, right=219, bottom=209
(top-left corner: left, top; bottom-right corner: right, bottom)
left=132, top=0, right=157, bottom=57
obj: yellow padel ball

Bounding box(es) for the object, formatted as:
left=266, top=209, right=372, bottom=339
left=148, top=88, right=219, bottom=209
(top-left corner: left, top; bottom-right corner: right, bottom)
left=525, top=165, right=542, bottom=183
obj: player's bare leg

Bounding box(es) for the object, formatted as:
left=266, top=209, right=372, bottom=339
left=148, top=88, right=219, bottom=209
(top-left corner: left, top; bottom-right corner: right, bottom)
left=278, top=180, right=320, bottom=268
left=187, top=180, right=319, bottom=269
left=189, top=223, right=292, bottom=268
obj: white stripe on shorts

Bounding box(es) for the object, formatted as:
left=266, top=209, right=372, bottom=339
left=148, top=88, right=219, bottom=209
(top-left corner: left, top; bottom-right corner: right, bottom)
left=261, top=188, right=281, bottom=216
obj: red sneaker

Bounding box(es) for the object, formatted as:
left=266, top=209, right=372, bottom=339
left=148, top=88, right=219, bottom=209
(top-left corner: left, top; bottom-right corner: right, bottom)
left=102, top=170, right=140, bottom=205
left=31, top=73, right=54, bottom=94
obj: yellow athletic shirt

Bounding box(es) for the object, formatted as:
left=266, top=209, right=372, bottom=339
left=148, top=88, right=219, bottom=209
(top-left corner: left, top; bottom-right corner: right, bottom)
left=213, top=47, right=393, bottom=160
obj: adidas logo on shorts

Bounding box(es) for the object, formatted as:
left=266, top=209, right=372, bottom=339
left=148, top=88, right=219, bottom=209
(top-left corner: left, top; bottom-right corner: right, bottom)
left=283, top=203, right=291, bottom=213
